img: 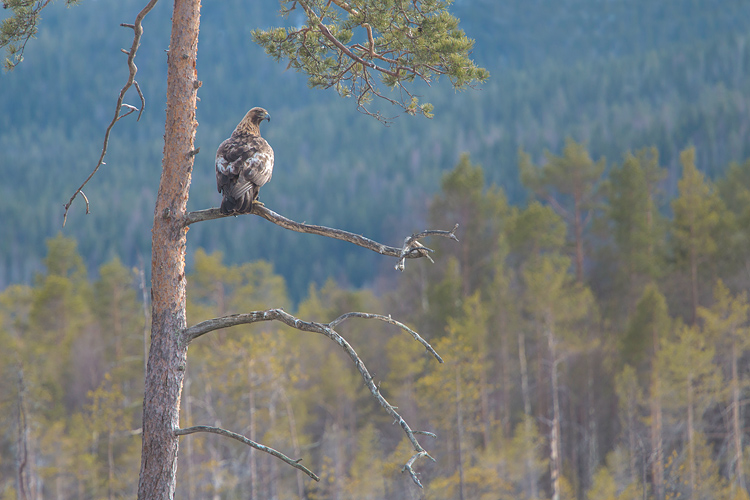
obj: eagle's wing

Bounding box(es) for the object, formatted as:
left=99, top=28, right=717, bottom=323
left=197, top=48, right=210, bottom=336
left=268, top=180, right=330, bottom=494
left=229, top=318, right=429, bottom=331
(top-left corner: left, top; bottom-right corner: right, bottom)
left=215, top=136, right=274, bottom=199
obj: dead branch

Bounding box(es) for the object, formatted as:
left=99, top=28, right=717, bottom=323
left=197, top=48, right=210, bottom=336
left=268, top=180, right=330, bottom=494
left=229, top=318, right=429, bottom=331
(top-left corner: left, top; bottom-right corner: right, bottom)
left=396, top=224, right=459, bottom=271
left=328, top=311, right=443, bottom=362
left=182, top=307, right=438, bottom=486
left=62, top=0, right=159, bottom=227
left=185, top=206, right=458, bottom=270
left=174, top=425, right=319, bottom=481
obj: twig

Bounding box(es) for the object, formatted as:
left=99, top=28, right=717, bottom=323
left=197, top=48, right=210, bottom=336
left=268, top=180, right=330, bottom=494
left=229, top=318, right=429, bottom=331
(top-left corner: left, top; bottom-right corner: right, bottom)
left=182, top=308, right=439, bottom=485
left=396, top=224, right=459, bottom=271
left=175, top=425, right=319, bottom=481
left=402, top=450, right=433, bottom=488
left=62, top=0, right=159, bottom=227
left=185, top=206, right=457, bottom=268
left=328, top=312, right=443, bottom=362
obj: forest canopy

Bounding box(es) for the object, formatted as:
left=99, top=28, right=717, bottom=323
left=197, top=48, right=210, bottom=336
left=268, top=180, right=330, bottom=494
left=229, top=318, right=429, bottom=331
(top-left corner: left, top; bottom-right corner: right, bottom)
left=2, top=141, right=750, bottom=498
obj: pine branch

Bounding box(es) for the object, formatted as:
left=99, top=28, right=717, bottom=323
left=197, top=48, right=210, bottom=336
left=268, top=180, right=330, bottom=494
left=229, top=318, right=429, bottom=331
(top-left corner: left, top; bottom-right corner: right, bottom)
left=174, top=425, right=319, bottom=481
left=185, top=205, right=458, bottom=270
left=182, top=307, right=439, bottom=486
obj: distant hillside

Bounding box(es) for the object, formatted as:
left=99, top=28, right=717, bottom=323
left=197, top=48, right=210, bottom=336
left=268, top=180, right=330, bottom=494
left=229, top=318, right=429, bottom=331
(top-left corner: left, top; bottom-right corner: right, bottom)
left=2, top=0, right=749, bottom=300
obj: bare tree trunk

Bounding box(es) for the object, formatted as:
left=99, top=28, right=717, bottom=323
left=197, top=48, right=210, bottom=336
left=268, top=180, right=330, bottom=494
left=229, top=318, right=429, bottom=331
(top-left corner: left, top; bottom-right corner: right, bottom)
left=687, top=377, right=696, bottom=500
left=281, top=387, right=305, bottom=499
left=480, top=365, right=491, bottom=449
left=15, top=368, right=31, bottom=500
left=500, top=325, right=511, bottom=435
left=137, top=0, right=200, bottom=497
left=650, top=379, right=664, bottom=500
left=731, top=341, right=746, bottom=493
left=108, top=430, right=115, bottom=500
left=518, top=332, right=538, bottom=500
left=549, top=329, right=562, bottom=500
left=455, top=364, right=466, bottom=500
left=651, top=314, right=664, bottom=500
left=626, top=392, right=637, bottom=484
left=586, top=352, right=598, bottom=492
left=249, top=385, right=258, bottom=500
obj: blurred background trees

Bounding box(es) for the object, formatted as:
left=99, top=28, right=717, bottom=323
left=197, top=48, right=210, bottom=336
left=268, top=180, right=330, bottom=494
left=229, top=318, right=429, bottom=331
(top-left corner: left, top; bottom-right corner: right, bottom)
left=2, top=141, right=750, bottom=498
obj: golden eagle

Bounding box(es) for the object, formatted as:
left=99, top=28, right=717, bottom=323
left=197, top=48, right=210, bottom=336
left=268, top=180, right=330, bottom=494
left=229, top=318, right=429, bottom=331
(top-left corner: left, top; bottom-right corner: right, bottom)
left=216, top=107, right=274, bottom=215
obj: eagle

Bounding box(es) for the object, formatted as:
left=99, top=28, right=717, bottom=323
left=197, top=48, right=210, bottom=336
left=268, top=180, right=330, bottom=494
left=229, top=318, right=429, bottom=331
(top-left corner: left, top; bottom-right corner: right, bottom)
left=216, top=107, right=274, bottom=215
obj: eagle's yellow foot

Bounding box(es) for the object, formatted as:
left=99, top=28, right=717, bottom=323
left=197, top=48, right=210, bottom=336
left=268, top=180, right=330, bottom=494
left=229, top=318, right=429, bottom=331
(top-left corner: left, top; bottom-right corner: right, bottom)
left=253, top=200, right=265, bottom=207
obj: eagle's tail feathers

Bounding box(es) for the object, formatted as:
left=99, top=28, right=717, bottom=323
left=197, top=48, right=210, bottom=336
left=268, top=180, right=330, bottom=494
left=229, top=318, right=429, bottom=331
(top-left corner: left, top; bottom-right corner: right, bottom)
left=220, top=190, right=256, bottom=215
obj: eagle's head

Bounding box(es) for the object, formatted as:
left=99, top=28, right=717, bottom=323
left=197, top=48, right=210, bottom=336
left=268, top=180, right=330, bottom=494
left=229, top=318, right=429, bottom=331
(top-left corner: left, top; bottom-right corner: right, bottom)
left=236, top=107, right=271, bottom=136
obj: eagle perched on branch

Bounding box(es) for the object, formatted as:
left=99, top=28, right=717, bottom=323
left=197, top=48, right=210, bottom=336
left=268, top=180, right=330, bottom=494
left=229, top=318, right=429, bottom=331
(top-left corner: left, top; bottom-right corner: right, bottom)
left=216, top=107, right=274, bottom=215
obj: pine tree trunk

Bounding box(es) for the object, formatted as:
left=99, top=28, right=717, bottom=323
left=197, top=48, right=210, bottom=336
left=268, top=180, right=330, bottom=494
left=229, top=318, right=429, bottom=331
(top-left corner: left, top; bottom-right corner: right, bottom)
left=650, top=379, right=664, bottom=500
left=651, top=314, right=664, bottom=500
left=455, top=364, right=466, bottom=500
left=249, top=384, right=258, bottom=500
left=548, top=322, right=562, bottom=500
left=687, top=377, right=696, bottom=499
left=184, top=374, right=195, bottom=500
left=137, top=0, right=200, bottom=497
left=732, top=341, right=746, bottom=492
left=518, top=332, right=538, bottom=500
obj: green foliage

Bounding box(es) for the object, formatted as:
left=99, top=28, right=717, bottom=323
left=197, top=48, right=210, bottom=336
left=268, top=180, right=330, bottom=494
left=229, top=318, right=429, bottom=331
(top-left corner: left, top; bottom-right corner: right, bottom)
left=428, top=153, right=509, bottom=296
left=252, top=0, right=488, bottom=119
left=671, top=147, right=725, bottom=263
left=670, top=146, right=729, bottom=318
left=2, top=0, right=750, bottom=300
left=5, top=141, right=750, bottom=497
left=5, top=1, right=750, bottom=494
left=620, top=283, right=670, bottom=373
left=606, top=148, right=667, bottom=299
left=0, top=0, right=80, bottom=70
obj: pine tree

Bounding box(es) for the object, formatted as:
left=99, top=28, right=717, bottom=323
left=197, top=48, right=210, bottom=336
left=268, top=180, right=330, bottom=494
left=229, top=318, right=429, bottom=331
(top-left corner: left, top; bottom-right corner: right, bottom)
left=519, top=138, right=606, bottom=282
left=698, top=281, right=750, bottom=494
left=606, top=147, right=666, bottom=314
left=670, top=146, right=726, bottom=322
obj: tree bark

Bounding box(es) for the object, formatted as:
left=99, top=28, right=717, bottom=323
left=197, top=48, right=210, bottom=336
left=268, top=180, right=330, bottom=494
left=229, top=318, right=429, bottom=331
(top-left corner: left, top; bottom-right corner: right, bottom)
left=731, top=341, right=746, bottom=493
left=518, top=332, right=539, bottom=500
left=548, top=325, right=562, bottom=500
left=137, top=0, right=201, bottom=497
left=650, top=378, right=664, bottom=500
left=687, top=376, right=696, bottom=500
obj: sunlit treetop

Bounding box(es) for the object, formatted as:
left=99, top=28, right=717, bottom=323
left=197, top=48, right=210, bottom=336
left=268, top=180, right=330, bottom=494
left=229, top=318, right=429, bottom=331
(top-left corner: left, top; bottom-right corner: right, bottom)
left=252, top=0, right=489, bottom=120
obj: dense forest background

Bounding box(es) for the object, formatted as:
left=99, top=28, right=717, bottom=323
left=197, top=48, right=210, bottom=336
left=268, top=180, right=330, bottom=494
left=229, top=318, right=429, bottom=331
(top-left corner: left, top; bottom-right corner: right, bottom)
left=2, top=0, right=750, bottom=499
left=1, top=0, right=750, bottom=296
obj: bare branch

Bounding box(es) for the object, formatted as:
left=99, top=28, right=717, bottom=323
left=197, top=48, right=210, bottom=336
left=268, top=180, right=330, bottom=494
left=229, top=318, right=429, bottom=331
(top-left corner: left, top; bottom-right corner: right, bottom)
left=62, top=0, right=159, bottom=226
left=182, top=308, right=438, bottom=485
left=402, top=450, right=434, bottom=488
left=328, top=312, right=443, bottom=363
left=185, top=206, right=458, bottom=268
left=396, top=223, right=459, bottom=271
left=175, top=425, right=319, bottom=481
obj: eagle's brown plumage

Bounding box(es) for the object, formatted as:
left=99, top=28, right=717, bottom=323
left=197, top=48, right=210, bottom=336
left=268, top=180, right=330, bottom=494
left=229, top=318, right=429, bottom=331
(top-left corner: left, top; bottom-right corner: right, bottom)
left=216, top=107, right=274, bottom=215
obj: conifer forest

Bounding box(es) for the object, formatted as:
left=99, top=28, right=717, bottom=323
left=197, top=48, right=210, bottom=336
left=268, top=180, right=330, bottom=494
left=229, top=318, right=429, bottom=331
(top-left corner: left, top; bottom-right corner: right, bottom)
left=2, top=0, right=750, bottom=499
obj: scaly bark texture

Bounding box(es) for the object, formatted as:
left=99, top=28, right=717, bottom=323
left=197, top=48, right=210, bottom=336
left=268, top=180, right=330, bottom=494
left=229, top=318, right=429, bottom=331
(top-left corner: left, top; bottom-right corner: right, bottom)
left=137, top=0, right=201, bottom=498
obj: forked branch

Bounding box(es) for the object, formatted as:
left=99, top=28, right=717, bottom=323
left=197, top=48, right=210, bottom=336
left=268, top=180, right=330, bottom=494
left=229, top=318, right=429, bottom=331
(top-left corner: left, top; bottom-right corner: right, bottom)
left=185, top=205, right=459, bottom=270
left=62, top=0, right=159, bottom=226
left=182, top=308, right=440, bottom=486
left=174, top=425, right=319, bottom=481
